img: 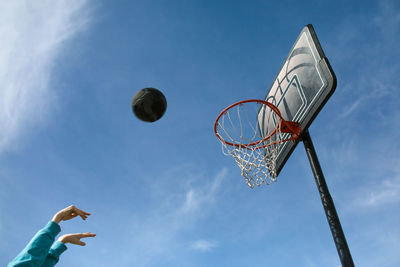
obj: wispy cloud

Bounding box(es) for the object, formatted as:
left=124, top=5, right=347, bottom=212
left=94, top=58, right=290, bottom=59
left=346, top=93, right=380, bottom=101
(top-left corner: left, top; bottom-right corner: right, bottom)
left=326, top=0, right=400, bottom=122
left=356, top=174, right=400, bottom=208
left=189, top=239, right=218, bottom=252
left=373, top=0, right=400, bottom=39
left=339, top=99, right=361, bottom=118
left=180, top=167, right=226, bottom=214
left=340, top=149, right=400, bottom=212
left=120, top=167, right=228, bottom=266
left=366, top=180, right=400, bottom=206
left=0, top=0, right=90, bottom=153
left=338, top=75, right=395, bottom=119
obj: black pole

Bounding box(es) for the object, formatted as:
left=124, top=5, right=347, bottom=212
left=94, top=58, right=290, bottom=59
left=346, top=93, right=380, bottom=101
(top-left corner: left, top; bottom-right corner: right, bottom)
left=302, top=130, right=354, bottom=267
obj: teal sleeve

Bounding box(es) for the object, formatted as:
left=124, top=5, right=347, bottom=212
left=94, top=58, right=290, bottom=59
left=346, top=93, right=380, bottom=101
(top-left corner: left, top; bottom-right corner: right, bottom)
left=39, top=241, right=67, bottom=267
left=7, top=221, right=61, bottom=267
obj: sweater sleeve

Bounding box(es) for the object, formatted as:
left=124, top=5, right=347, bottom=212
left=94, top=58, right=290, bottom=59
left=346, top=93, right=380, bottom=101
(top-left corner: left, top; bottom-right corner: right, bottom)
left=7, top=221, right=61, bottom=267
left=39, top=241, right=68, bottom=267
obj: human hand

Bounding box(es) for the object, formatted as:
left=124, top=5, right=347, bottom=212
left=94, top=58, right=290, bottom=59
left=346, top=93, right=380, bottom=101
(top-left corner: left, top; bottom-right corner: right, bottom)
left=58, top=232, right=96, bottom=246
left=52, top=205, right=91, bottom=224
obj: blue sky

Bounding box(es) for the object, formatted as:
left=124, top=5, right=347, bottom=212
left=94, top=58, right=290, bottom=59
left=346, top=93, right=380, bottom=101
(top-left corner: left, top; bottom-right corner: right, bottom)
left=1, top=0, right=399, bottom=266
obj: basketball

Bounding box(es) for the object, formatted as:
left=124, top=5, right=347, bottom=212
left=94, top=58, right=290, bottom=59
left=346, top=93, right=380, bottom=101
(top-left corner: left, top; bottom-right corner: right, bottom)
left=131, top=87, right=167, bottom=122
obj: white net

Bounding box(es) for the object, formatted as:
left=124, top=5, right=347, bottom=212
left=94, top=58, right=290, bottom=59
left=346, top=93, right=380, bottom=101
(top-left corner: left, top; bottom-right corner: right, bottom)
left=215, top=101, right=284, bottom=188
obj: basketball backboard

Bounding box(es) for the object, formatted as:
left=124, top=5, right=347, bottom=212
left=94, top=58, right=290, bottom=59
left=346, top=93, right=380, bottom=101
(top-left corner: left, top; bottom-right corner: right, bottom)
left=259, top=24, right=336, bottom=176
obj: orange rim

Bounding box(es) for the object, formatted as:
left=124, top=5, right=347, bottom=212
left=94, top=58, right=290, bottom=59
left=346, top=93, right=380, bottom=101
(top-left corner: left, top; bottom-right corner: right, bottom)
left=214, top=99, right=300, bottom=149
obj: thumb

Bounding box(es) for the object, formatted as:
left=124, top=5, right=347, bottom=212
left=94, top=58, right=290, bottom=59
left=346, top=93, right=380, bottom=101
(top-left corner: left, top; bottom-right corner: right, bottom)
left=78, top=241, right=86, bottom=246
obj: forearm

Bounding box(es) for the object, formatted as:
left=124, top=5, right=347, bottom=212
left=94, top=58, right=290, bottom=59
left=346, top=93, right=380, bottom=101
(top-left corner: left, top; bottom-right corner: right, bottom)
left=39, top=242, right=67, bottom=267
left=51, top=216, right=62, bottom=225
left=7, top=222, right=61, bottom=267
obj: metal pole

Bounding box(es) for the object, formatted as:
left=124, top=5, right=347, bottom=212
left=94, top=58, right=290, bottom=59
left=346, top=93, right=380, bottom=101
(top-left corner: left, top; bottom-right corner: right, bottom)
left=302, top=130, right=354, bottom=267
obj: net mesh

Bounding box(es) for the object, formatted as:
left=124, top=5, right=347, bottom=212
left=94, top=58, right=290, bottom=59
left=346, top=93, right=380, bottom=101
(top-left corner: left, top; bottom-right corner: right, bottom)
left=216, top=101, right=283, bottom=188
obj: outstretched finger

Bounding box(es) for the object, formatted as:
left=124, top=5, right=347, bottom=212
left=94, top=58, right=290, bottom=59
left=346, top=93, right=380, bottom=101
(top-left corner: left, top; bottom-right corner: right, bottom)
left=80, top=232, right=96, bottom=238
left=72, top=207, right=91, bottom=220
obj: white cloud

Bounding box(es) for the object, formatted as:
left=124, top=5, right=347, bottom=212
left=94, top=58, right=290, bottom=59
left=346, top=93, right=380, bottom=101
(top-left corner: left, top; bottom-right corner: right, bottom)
left=364, top=176, right=400, bottom=207
left=373, top=0, right=400, bottom=39
left=180, top=167, right=226, bottom=214
left=0, top=0, right=90, bottom=153
left=339, top=99, right=361, bottom=118
left=189, top=239, right=218, bottom=252
left=117, top=167, right=228, bottom=266
left=344, top=157, right=400, bottom=210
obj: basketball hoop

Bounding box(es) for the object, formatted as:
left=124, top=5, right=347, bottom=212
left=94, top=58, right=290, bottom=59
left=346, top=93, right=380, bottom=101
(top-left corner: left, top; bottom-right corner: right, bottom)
left=214, top=99, right=301, bottom=188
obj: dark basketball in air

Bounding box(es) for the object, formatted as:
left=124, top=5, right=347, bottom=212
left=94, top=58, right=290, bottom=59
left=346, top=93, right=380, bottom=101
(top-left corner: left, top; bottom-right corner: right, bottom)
left=131, top=88, right=167, bottom=122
